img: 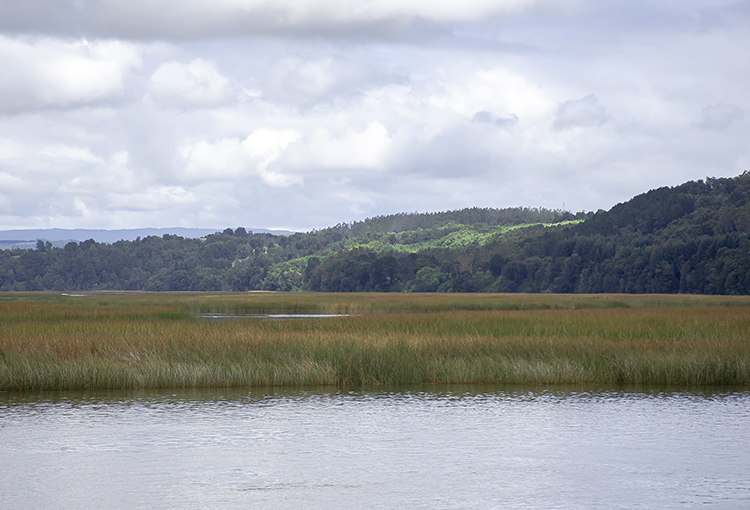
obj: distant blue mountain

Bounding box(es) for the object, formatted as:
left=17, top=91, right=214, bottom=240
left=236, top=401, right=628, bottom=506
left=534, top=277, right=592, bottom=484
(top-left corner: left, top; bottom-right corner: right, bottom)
left=0, top=227, right=293, bottom=248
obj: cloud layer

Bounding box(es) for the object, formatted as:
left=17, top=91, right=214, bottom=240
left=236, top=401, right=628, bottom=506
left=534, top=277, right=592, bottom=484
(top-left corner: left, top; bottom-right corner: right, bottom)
left=1, top=0, right=557, bottom=38
left=0, top=37, right=140, bottom=112
left=0, top=1, right=748, bottom=231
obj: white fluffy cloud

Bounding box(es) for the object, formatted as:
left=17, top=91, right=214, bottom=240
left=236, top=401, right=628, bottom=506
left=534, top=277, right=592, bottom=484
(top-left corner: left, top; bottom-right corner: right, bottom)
left=0, top=36, right=141, bottom=112
left=148, top=59, right=232, bottom=109
left=430, top=68, right=554, bottom=120
left=181, top=128, right=302, bottom=187
left=306, top=122, right=392, bottom=170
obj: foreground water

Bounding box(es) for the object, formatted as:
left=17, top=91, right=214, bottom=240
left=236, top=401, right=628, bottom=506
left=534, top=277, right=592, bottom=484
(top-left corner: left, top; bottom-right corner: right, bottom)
left=1, top=386, right=748, bottom=510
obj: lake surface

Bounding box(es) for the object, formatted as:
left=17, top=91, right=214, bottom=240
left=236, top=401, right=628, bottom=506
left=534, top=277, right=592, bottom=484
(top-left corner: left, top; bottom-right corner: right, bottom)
left=1, top=386, right=748, bottom=509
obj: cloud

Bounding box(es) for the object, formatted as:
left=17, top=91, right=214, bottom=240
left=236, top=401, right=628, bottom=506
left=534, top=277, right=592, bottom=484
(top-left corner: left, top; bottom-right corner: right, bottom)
left=39, top=144, right=103, bottom=163
left=0, top=139, right=104, bottom=171
left=148, top=59, right=232, bottom=109
left=0, top=0, right=561, bottom=39
left=262, top=57, right=340, bottom=105
left=0, top=171, right=26, bottom=193
left=0, top=36, right=141, bottom=113
left=305, top=122, right=392, bottom=169
left=430, top=68, right=554, bottom=119
left=0, top=139, right=149, bottom=222
left=698, top=103, right=745, bottom=132
left=471, top=111, right=519, bottom=128
left=1, top=1, right=749, bottom=231
left=552, top=94, right=611, bottom=130
left=0, top=138, right=27, bottom=159
left=106, top=186, right=198, bottom=212
left=181, top=128, right=301, bottom=187
left=261, top=56, right=381, bottom=106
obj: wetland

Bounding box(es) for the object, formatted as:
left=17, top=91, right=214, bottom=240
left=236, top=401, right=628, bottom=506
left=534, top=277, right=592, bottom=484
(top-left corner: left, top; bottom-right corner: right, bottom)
left=1, top=292, right=749, bottom=391
left=2, top=292, right=749, bottom=508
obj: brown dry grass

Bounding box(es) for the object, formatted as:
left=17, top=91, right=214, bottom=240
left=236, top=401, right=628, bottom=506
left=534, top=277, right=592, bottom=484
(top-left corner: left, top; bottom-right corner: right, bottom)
left=1, top=292, right=748, bottom=390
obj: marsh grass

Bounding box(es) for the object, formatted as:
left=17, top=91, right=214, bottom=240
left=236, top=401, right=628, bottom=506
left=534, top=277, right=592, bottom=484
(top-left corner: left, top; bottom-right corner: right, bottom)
left=1, top=292, right=749, bottom=390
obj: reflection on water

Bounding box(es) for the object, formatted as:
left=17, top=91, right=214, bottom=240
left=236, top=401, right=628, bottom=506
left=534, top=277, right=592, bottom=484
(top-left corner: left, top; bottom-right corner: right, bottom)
left=1, top=386, right=749, bottom=510
left=196, top=313, right=350, bottom=320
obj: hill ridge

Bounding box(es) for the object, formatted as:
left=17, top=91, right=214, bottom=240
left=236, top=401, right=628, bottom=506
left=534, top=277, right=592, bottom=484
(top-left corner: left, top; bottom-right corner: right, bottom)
left=2, top=173, right=749, bottom=294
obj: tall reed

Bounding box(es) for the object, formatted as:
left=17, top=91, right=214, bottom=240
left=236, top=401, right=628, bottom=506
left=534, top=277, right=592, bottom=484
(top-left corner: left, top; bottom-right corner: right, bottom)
left=1, top=292, right=749, bottom=390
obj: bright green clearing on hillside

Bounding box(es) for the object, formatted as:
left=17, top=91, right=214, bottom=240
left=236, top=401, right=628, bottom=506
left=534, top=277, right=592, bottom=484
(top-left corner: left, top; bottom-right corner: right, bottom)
left=352, top=222, right=528, bottom=253
left=265, top=221, right=578, bottom=291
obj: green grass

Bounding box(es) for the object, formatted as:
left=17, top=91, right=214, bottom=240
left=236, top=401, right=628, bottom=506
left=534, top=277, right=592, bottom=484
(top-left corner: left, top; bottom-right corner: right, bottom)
left=1, top=292, right=749, bottom=390
left=328, top=220, right=572, bottom=256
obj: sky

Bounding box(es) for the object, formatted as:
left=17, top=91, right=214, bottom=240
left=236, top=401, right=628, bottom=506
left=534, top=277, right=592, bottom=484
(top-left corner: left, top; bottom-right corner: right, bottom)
left=0, top=0, right=748, bottom=232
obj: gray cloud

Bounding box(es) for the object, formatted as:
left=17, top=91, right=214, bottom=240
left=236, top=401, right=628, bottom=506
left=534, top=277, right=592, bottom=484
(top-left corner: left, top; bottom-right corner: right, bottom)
left=698, top=103, right=745, bottom=132
left=0, top=0, right=560, bottom=40
left=260, top=56, right=383, bottom=107
left=471, top=111, right=519, bottom=128
left=552, top=94, right=611, bottom=130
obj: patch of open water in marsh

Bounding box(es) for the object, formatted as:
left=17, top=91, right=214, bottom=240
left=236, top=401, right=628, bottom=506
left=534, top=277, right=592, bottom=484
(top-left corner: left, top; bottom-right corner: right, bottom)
left=1, top=385, right=748, bottom=509
left=196, top=313, right=350, bottom=320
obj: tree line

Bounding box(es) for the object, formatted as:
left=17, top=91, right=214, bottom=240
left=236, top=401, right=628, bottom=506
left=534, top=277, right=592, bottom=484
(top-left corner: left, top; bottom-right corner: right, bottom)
left=2, top=174, right=750, bottom=294
left=304, top=174, right=750, bottom=294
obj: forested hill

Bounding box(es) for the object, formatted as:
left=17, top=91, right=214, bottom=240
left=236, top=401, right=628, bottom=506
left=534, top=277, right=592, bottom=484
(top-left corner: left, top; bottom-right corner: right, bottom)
left=2, top=173, right=749, bottom=294
left=331, top=206, right=571, bottom=235
left=484, top=173, right=750, bottom=294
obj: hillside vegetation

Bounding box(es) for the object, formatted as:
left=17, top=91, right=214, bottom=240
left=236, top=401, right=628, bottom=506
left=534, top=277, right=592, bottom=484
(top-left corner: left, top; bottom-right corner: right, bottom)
left=2, top=172, right=750, bottom=294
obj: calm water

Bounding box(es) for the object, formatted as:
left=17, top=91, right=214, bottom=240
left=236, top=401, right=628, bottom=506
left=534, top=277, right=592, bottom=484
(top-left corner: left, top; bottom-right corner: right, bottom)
left=1, top=386, right=748, bottom=510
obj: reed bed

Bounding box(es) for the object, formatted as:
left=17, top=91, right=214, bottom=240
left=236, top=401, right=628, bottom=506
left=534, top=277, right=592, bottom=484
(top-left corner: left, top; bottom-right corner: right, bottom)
left=1, top=292, right=749, bottom=390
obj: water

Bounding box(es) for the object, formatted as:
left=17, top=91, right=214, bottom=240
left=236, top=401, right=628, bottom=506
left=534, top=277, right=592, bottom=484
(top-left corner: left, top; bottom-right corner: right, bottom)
left=1, top=386, right=748, bottom=510
left=196, top=313, right=350, bottom=320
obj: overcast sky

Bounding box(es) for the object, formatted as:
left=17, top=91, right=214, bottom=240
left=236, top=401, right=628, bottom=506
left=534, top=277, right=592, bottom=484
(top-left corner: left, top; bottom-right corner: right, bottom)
left=0, top=0, right=748, bottom=232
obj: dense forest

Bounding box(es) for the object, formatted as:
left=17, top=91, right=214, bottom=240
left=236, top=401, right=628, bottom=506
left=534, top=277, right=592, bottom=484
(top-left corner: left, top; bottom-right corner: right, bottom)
left=2, top=173, right=750, bottom=294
